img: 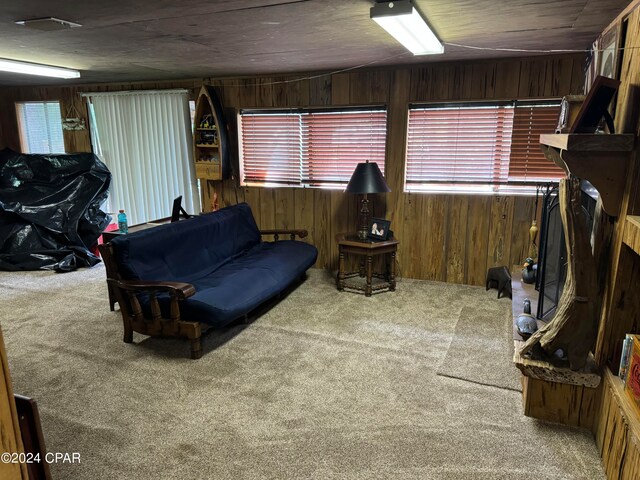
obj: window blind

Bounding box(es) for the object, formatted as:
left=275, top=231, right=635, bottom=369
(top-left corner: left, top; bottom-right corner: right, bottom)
left=16, top=101, right=65, bottom=154
left=406, top=105, right=514, bottom=191
left=302, top=110, right=387, bottom=186
left=239, top=108, right=387, bottom=188
left=405, top=100, right=562, bottom=194
left=509, top=104, right=564, bottom=182
left=240, top=113, right=302, bottom=185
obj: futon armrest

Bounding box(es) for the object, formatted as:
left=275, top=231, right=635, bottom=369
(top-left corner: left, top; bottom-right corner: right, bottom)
left=260, top=229, right=308, bottom=240
left=106, top=279, right=196, bottom=299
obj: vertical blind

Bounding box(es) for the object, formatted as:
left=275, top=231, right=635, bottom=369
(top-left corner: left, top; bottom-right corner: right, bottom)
left=405, top=101, right=563, bottom=194
left=239, top=108, right=387, bottom=187
left=16, top=101, right=65, bottom=154
left=86, top=90, right=199, bottom=225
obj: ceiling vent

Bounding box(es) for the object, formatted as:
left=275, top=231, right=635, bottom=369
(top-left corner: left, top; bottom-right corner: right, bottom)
left=15, top=17, right=82, bottom=31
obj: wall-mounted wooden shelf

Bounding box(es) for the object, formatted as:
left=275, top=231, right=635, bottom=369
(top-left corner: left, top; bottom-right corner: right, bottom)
left=539, top=133, right=635, bottom=216
left=622, top=215, right=640, bottom=255
left=193, top=85, right=230, bottom=184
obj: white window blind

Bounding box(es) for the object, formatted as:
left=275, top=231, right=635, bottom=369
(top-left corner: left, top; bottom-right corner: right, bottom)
left=16, top=101, right=65, bottom=154
left=405, top=101, right=563, bottom=194
left=85, top=89, right=199, bottom=225
left=239, top=108, right=387, bottom=188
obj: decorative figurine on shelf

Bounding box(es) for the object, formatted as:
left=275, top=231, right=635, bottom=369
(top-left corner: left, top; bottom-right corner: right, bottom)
left=516, top=299, right=538, bottom=339
left=199, top=114, right=214, bottom=129
left=485, top=266, right=512, bottom=299
left=522, top=257, right=537, bottom=284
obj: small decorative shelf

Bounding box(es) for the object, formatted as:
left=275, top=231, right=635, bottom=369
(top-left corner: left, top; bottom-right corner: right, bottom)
left=193, top=85, right=230, bottom=182
left=623, top=215, right=640, bottom=255
left=539, top=133, right=635, bottom=216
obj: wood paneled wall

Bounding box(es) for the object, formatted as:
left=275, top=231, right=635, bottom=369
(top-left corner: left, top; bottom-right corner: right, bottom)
left=0, top=54, right=585, bottom=285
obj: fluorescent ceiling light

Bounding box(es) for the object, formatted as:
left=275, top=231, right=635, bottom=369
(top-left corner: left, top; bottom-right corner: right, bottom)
left=371, top=1, right=444, bottom=55
left=0, top=58, right=80, bottom=79
left=15, top=17, right=82, bottom=31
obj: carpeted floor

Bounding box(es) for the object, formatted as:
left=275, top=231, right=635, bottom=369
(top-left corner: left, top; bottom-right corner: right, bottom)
left=0, top=266, right=604, bottom=479
left=437, top=305, right=522, bottom=392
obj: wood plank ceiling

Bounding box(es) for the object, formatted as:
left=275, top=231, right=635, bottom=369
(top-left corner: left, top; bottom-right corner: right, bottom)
left=0, top=0, right=630, bottom=86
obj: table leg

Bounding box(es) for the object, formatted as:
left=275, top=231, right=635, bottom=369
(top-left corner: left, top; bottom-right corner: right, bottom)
left=390, top=251, right=396, bottom=291
left=366, top=255, right=373, bottom=297
left=337, top=249, right=345, bottom=291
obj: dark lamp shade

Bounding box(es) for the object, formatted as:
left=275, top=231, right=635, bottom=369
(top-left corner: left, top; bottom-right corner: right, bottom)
left=345, top=162, right=391, bottom=194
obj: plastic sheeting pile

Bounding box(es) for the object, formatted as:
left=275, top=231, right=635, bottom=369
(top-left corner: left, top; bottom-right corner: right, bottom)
left=0, top=148, right=111, bottom=272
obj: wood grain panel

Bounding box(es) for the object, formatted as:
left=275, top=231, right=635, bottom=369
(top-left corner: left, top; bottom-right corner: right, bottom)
left=595, top=370, right=640, bottom=480
left=274, top=189, right=295, bottom=229
left=294, top=188, right=316, bottom=248
left=495, top=60, right=522, bottom=99
left=330, top=72, right=350, bottom=105
left=244, top=187, right=262, bottom=227
left=446, top=195, right=469, bottom=283
left=486, top=196, right=514, bottom=268
left=425, top=195, right=448, bottom=281
left=466, top=196, right=491, bottom=285
left=522, top=375, right=598, bottom=428
left=258, top=188, right=276, bottom=230
left=309, top=74, right=331, bottom=106
left=314, top=189, right=331, bottom=270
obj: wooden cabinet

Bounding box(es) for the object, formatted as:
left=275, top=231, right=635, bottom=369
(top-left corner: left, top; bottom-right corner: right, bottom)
left=193, top=85, right=230, bottom=183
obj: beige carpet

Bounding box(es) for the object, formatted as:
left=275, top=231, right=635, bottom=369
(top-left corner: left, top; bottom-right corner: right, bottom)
left=0, top=266, right=604, bottom=479
left=437, top=303, right=522, bottom=392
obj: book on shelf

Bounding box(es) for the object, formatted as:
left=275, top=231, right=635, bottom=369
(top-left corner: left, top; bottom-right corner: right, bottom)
left=619, top=334, right=635, bottom=382
left=624, top=335, right=640, bottom=416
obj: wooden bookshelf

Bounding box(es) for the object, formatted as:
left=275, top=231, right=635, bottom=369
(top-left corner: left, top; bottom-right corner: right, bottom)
left=595, top=368, right=640, bottom=478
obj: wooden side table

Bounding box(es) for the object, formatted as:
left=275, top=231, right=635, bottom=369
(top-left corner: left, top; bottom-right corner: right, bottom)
left=336, top=233, right=398, bottom=296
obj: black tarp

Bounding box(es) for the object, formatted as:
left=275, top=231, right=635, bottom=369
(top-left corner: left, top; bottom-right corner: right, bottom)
left=0, top=148, right=111, bottom=272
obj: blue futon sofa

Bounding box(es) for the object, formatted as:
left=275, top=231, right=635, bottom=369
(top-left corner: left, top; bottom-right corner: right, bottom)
left=99, top=203, right=317, bottom=358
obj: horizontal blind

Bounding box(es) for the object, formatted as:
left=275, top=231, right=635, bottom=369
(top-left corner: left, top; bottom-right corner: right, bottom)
left=406, top=105, right=514, bottom=187
left=509, top=104, right=564, bottom=182
left=240, top=113, right=301, bottom=185
left=239, top=107, right=387, bottom=188
left=301, top=109, right=387, bottom=186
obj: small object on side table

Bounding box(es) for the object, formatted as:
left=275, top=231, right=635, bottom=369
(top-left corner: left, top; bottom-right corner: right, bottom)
left=117, top=209, right=128, bottom=233
left=485, top=266, right=512, bottom=299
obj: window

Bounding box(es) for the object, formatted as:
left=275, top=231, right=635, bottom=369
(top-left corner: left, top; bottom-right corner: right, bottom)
left=86, top=89, right=199, bottom=226
left=239, top=107, right=387, bottom=188
left=405, top=101, right=563, bottom=194
left=16, top=101, right=65, bottom=154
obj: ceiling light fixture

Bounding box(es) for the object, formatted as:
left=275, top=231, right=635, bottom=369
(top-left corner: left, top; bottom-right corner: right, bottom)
left=0, top=58, right=80, bottom=79
left=370, top=0, right=444, bottom=55
left=15, top=17, right=82, bottom=31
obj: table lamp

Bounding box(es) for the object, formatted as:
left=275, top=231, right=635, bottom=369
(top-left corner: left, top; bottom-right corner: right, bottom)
left=345, top=161, right=391, bottom=240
